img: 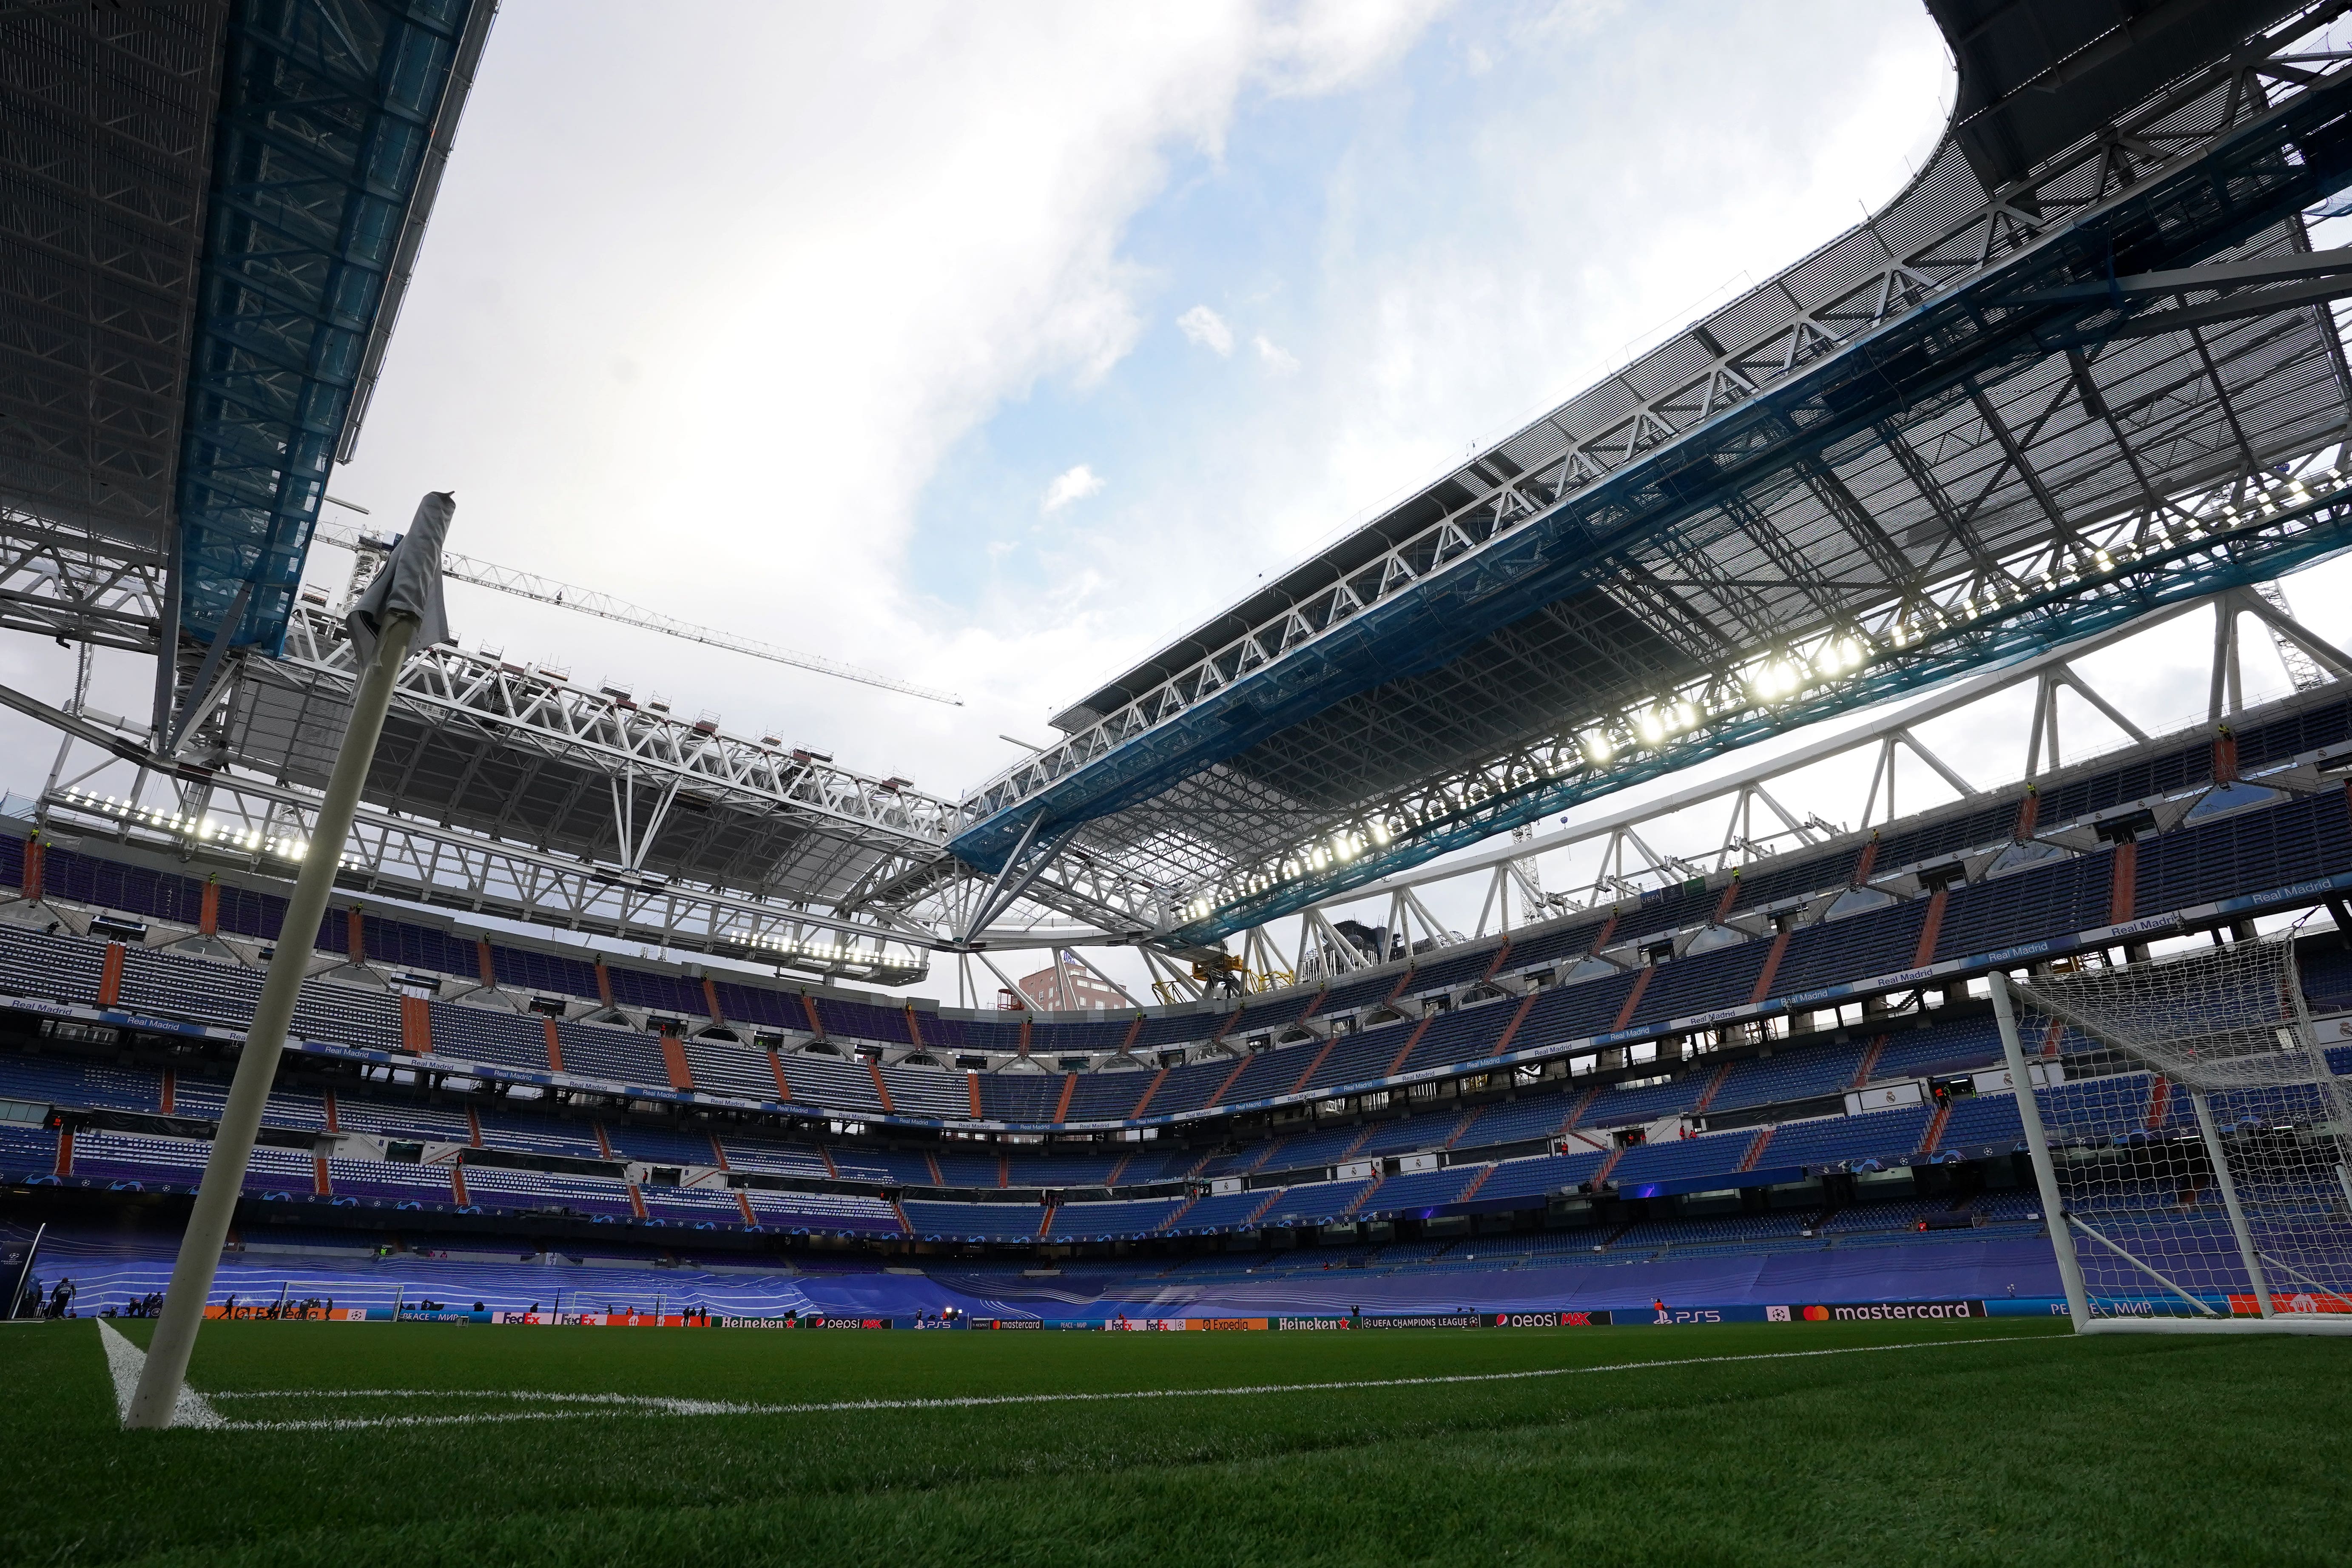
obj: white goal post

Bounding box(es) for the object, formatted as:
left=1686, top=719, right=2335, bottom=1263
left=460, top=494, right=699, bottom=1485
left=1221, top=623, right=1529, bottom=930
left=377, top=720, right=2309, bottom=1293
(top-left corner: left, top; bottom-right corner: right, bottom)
left=1988, top=935, right=2352, bottom=1335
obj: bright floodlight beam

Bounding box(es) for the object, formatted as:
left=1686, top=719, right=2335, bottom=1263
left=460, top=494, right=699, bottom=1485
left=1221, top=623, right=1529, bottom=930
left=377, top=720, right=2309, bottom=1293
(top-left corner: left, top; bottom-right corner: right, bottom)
left=126, top=492, right=457, bottom=1429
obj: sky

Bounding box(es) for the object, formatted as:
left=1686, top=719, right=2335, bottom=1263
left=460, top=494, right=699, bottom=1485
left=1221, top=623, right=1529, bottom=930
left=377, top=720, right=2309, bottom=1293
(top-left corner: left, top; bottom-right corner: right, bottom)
left=9, top=0, right=2352, bottom=1000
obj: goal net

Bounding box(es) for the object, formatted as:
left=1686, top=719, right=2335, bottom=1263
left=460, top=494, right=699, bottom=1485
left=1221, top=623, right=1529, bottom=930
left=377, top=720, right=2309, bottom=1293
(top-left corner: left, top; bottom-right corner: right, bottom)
left=1991, top=936, right=2352, bottom=1332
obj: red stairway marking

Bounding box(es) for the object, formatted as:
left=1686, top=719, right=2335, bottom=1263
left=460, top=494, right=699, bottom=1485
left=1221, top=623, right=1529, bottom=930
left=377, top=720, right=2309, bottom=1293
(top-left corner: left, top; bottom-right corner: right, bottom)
left=1116, top=1016, right=1144, bottom=1054
left=1344, top=1175, right=1384, bottom=1215
left=708, top=1133, right=731, bottom=1171
left=1492, top=990, right=1539, bottom=1055
left=1018, top=1014, right=1032, bottom=1056
left=1561, top=1085, right=1599, bottom=1131
left=1241, top=1189, right=1285, bottom=1228
left=1129, top=1068, right=1169, bottom=1118
left=1286, top=1033, right=1340, bottom=1096
left=1712, top=879, right=1740, bottom=922
left=767, top=1050, right=791, bottom=1100
left=346, top=909, right=366, bottom=966
left=450, top=1165, right=468, bottom=1206
left=1911, top=887, right=1948, bottom=968
left=1850, top=1033, right=1889, bottom=1088
left=592, top=1121, right=613, bottom=1160
left=1104, top=1152, right=1133, bottom=1187
left=1918, top=1100, right=1953, bottom=1153
left=18, top=837, right=40, bottom=901
left=465, top=1105, right=482, bottom=1150
left=1453, top=1164, right=1495, bottom=1203
left=866, top=1059, right=896, bottom=1115
left=890, top=1198, right=912, bottom=1236
left=161, top=1070, right=176, bottom=1117
left=1212, top=1002, right=1244, bottom=1043
left=965, top=1071, right=984, bottom=1118
left=1154, top=1193, right=1197, bottom=1232
left=702, top=978, right=725, bottom=1024
left=905, top=1006, right=925, bottom=1050
left=2040, top=1020, right=2063, bottom=1058
left=54, top=1127, right=71, bottom=1177
left=2145, top=1076, right=2172, bottom=1131
left=737, top=1191, right=758, bottom=1227
left=2108, top=840, right=2139, bottom=925
left=1748, top=930, right=1792, bottom=1005
left=1611, top=967, right=1655, bottom=1032
left=658, top=1033, right=694, bottom=1091
left=998, top=1155, right=1010, bottom=1190
left=1590, top=1145, right=1625, bottom=1186
left=1692, top=1061, right=1732, bottom=1113
left=1051, top=1073, right=1078, bottom=1122
left=1586, top=911, right=1620, bottom=956
left=2213, top=730, right=2239, bottom=784
left=799, top=992, right=828, bottom=1040
left=1443, top=1106, right=1481, bottom=1147
left=398, top=996, right=432, bottom=1054
left=1379, top=966, right=1418, bottom=1009
left=1739, top=1125, right=1776, bottom=1171
left=543, top=1018, right=565, bottom=1073
left=1384, top=1014, right=1433, bottom=1077
left=96, top=942, right=122, bottom=1007
left=819, top=1145, right=838, bottom=1179
left=1294, top=985, right=1332, bottom=1026
left=1849, top=838, right=1880, bottom=887
left=925, top=1152, right=944, bottom=1186
left=1479, top=939, right=1514, bottom=983
left=476, top=938, right=497, bottom=988
left=1203, top=1051, right=1255, bottom=1110
left=313, top=1156, right=330, bottom=1196
left=594, top=961, right=614, bottom=1009
left=1037, top=1202, right=1058, bottom=1238
left=1340, top=1125, right=1377, bottom=1158
left=627, top=1185, right=648, bottom=1221
left=199, top=880, right=219, bottom=938
left=2012, top=788, right=2039, bottom=841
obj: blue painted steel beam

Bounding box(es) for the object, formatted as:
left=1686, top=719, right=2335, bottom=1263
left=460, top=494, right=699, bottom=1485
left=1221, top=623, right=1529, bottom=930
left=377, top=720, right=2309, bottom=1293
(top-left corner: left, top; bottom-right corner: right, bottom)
left=175, top=0, right=484, bottom=652
left=1167, top=486, right=2352, bottom=945
left=951, top=68, right=2352, bottom=881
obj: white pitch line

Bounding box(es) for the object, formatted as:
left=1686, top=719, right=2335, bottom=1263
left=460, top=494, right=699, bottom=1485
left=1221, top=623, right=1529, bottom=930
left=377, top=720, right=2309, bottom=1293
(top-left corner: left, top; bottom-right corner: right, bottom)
left=208, top=1332, right=2061, bottom=1433
left=96, top=1320, right=225, bottom=1430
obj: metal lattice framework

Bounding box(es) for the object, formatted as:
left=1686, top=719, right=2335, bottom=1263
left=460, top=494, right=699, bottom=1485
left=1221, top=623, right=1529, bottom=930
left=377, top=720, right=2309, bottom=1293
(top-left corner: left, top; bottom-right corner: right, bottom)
left=945, top=5, right=2352, bottom=949
left=0, top=3, right=224, bottom=558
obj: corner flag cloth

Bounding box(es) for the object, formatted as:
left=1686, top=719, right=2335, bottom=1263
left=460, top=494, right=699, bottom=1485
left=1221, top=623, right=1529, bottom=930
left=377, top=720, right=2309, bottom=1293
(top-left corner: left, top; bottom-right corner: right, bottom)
left=347, top=491, right=456, bottom=663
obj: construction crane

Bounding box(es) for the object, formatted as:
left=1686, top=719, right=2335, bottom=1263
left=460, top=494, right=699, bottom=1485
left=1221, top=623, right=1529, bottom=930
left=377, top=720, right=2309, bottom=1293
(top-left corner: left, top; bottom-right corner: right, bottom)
left=310, top=517, right=963, bottom=706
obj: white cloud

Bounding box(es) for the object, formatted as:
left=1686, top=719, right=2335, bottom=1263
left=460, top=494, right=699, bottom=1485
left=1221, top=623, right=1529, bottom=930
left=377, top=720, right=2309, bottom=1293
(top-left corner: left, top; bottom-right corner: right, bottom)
left=1253, top=333, right=1300, bottom=373
left=1042, top=464, right=1106, bottom=513
left=1177, top=304, right=1235, bottom=355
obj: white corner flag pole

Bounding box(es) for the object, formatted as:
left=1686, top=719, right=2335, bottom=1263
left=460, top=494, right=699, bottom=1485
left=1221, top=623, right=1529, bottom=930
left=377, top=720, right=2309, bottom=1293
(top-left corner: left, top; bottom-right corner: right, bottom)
left=128, top=494, right=452, bottom=1429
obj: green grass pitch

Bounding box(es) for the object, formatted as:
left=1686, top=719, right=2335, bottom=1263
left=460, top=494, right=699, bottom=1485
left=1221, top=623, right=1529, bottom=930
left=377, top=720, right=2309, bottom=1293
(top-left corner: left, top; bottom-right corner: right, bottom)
left=4, top=1317, right=2346, bottom=1566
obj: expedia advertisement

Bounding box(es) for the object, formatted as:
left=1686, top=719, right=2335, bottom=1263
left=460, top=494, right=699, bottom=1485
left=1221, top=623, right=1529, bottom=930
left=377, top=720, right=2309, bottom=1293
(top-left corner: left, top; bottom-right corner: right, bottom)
left=1767, top=1301, right=1987, bottom=1323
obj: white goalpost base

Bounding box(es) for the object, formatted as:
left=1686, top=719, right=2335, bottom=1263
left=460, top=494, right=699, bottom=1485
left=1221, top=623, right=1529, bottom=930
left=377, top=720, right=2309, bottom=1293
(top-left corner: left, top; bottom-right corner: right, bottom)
left=2077, top=1315, right=2352, bottom=1335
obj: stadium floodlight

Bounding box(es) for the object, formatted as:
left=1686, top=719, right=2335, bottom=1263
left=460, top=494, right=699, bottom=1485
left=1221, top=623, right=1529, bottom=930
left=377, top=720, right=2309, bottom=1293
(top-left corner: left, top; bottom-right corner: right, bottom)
left=1990, top=940, right=2352, bottom=1335
left=127, top=493, right=459, bottom=1428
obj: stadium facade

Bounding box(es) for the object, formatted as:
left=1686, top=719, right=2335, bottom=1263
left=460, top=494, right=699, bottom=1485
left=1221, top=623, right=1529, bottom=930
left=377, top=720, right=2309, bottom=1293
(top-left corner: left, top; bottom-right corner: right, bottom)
left=6, top=0, right=2352, bottom=1317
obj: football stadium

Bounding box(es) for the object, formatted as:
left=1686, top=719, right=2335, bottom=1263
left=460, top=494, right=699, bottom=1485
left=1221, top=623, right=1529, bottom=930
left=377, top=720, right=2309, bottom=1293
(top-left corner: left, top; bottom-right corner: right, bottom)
left=6, top=0, right=2352, bottom=1560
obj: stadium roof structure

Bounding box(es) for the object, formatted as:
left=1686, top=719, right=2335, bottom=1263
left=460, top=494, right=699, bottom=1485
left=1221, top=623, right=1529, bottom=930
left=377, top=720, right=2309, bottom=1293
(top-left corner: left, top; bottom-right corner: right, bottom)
left=15, top=1, right=2352, bottom=995
left=943, top=0, right=2352, bottom=951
